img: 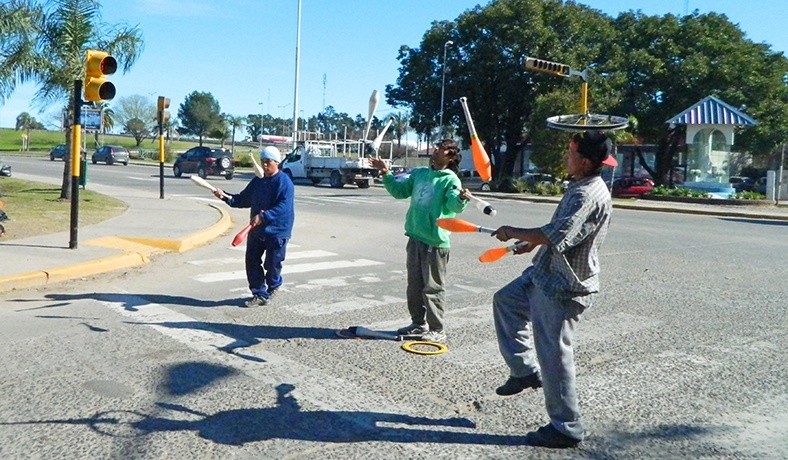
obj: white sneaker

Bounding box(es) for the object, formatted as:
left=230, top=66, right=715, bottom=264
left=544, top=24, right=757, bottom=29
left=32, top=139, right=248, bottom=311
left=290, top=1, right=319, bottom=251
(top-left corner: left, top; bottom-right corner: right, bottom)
left=421, top=330, right=446, bottom=343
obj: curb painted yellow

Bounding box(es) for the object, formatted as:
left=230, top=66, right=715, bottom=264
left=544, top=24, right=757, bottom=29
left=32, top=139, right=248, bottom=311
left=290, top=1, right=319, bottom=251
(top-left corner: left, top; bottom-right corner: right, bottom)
left=0, top=271, right=48, bottom=292
left=0, top=203, right=232, bottom=293
left=122, top=203, right=232, bottom=252
left=46, top=252, right=150, bottom=283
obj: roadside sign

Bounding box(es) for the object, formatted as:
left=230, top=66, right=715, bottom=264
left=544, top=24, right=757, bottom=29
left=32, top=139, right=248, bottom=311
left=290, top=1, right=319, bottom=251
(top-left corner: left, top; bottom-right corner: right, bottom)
left=62, top=108, right=103, bottom=132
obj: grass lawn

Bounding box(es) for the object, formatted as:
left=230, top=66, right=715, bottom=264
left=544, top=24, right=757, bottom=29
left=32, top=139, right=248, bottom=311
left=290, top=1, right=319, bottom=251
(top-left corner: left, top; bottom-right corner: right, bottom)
left=0, top=177, right=127, bottom=240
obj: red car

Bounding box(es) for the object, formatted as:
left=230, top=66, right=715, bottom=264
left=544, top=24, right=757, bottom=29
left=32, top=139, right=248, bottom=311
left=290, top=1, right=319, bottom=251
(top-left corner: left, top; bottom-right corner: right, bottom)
left=611, top=177, right=654, bottom=198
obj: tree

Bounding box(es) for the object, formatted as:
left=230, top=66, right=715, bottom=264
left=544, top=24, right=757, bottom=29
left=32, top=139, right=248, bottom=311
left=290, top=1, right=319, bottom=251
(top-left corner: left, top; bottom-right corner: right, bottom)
left=177, top=91, right=223, bottom=146
left=226, top=115, right=244, bottom=153
left=387, top=0, right=616, bottom=181
left=113, top=95, right=154, bottom=146
left=606, top=11, right=788, bottom=184
left=0, top=0, right=143, bottom=199
left=390, top=111, right=411, bottom=148
left=14, top=111, right=43, bottom=150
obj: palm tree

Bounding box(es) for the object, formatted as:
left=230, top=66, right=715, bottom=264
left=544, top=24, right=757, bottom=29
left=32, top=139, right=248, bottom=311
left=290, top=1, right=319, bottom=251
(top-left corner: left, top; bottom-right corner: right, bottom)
left=390, top=111, right=411, bottom=148
left=0, top=0, right=143, bottom=200
left=226, top=115, right=245, bottom=154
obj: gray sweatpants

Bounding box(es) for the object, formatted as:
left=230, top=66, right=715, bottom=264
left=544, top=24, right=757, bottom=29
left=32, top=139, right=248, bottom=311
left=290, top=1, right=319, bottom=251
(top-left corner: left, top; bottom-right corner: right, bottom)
left=492, top=274, right=585, bottom=441
left=405, top=237, right=450, bottom=331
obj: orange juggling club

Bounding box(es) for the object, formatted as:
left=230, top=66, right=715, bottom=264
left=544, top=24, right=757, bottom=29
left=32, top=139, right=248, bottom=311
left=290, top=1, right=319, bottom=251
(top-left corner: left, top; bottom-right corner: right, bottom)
left=478, top=242, right=529, bottom=263
left=459, top=96, right=492, bottom=182
left=436, top=218, right=495, bottom=234
left=232, top=223, right=253, bottom=247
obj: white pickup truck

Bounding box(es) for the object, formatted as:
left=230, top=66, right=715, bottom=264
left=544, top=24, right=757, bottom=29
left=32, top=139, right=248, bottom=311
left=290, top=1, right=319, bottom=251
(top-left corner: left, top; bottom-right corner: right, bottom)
left=279, top=141, right=384, bottom=189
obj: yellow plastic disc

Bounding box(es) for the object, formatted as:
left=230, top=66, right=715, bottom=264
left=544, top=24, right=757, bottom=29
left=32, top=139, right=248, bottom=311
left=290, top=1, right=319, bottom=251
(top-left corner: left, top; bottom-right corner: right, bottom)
left=401, top=340, right=448, bottom=355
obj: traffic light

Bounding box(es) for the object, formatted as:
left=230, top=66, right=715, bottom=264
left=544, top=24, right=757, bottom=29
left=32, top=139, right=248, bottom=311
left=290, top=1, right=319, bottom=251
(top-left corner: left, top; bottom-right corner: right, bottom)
left=157, top=96, right=171, bottom=124
left=523, top=57, right=570, bottom=77
left=84, top=50, right=117, bottom=102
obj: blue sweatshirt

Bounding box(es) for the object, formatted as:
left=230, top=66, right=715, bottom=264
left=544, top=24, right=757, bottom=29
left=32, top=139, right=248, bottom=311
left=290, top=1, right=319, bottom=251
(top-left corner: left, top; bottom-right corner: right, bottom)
left=227, top=172, right=295, bottom=238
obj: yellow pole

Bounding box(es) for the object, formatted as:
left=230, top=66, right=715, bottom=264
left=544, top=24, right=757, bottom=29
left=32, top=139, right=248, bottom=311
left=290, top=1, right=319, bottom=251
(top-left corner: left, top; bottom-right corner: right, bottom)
left=580, top=80, right=588, bottom=126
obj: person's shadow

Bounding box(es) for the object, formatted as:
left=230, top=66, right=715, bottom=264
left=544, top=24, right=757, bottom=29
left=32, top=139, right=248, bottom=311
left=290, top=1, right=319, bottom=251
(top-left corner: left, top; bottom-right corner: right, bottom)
left=1, top=384, right=529, bottom=447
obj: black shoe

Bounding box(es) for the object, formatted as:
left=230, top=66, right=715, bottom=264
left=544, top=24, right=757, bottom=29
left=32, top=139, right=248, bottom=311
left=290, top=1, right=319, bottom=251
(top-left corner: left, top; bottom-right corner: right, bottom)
left=525, top=423, right=581, bottom=448
left=244, top=295, right=268, bottom=308
left=495, top=373, right=542, bottom=396
left=266, top=287, right=279, bottom=297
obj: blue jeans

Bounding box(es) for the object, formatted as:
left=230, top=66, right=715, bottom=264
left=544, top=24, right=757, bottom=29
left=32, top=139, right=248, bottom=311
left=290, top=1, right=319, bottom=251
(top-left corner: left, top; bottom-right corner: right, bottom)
left=245, top=229, right=287, bottom=299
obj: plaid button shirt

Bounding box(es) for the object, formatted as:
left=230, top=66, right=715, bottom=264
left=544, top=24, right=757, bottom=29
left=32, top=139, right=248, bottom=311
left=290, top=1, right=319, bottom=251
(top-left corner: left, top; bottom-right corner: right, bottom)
left=524, top=175, right=612, bottom=307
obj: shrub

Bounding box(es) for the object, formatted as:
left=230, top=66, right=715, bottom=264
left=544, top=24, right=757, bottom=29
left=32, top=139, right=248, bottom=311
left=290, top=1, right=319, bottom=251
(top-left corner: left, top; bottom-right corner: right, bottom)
left=650, top=185, right=710, bottom=198
left=730, top=191, right=766, bottom=200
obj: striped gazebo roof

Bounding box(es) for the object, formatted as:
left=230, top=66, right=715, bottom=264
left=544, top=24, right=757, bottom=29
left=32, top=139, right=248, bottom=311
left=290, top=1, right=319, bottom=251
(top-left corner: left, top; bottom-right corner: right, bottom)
left=666, top=96, right=758, bottom=126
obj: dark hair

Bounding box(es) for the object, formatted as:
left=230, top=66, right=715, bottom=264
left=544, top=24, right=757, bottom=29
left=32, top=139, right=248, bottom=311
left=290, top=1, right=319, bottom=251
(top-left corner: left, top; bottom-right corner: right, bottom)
left=434, top=139, right=462, bottom=176
left=571, top=131, right=612, bottom=173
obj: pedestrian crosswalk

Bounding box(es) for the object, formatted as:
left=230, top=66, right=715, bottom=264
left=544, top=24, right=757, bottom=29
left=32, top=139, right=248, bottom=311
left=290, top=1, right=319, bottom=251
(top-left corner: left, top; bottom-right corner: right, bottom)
left=294, top=194, right=402, bottom=206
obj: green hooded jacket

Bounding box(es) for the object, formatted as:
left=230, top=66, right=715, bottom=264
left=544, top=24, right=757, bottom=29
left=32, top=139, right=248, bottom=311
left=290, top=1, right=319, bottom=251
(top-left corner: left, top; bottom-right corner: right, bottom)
left=381, top=167, right=468, bottom=248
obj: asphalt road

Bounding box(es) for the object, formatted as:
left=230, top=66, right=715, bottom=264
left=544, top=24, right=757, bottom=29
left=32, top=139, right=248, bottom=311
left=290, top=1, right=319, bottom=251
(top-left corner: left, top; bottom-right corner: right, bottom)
left=0, top=159, right=786, bottom=459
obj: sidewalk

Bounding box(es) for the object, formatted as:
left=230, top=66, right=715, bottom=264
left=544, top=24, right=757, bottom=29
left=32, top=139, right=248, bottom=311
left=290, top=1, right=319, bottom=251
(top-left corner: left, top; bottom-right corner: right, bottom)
left=2, top=170, right=786, bottom=294
left=0, top=171, right=232, bottom=293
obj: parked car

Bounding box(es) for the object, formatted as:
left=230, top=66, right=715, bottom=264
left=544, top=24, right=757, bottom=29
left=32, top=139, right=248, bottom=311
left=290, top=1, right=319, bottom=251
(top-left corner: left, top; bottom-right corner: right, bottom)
left=518, top=172, right=557, bottom=185
left=91, top=145, right=130, bottom=165
left=729, top=176, right=755, bottom=193
left=50, top=144, right=86, bottom=161
left=173, top=146, right=235, bottom=180
left=0, top=157, right=11, bottom=177
left=390, top=166, right=412, bottom=181
left=611, top=176, right=655, bottom=198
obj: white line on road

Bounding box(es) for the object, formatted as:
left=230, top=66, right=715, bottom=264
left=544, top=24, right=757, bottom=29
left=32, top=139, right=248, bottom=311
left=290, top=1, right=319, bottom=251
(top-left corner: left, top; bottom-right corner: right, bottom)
left=188, top=250, right=337, bottom=266
left=192, top=259, right=384, bottom=283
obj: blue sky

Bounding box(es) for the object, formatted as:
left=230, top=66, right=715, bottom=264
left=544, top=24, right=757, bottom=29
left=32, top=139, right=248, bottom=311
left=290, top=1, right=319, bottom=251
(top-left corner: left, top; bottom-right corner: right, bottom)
left=1, top=0, right=785, bottom=130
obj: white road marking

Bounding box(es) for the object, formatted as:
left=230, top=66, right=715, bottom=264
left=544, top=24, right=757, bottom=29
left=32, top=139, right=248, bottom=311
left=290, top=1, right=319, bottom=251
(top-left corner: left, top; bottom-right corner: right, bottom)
left=188, top=250, right=336, bottom=266
left=100, top=297, right=422, bottom=417
left=192, top=259, right=384, bottom=283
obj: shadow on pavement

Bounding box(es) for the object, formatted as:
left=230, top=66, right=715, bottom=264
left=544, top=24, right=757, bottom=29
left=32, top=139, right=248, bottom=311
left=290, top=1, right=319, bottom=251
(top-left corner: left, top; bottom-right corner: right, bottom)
left=0, top=383, right=527, bottom=448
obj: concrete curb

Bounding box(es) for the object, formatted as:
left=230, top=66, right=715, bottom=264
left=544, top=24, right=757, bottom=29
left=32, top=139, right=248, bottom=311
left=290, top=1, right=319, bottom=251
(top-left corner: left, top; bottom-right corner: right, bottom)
left=0, top=204, right=232, bottom=293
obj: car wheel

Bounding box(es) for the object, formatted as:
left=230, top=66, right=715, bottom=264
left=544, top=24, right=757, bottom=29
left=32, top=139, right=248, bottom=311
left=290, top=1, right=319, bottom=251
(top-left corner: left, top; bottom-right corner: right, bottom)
left=173, top=164, right=182, bottom=177
left=311, top=178, right=321, bottom=186
left=92, top=158, right=98, bottom=164
left=50, top=155, right=55, bottom=161
left=283, top=169, right=293, bottom=181
left=480, top=182, right=491, bottom=192
left=357, top=180, right=370, bottom=189
left=123, top=160, right=128, bottom=166
left=197, top=167, right=207, bottom=179
left=107, top=157, right=114, bottom=165
left=225, top=173, right=233, bottom=180
left=220, top=157, right=231, bottom=169
left=330, top=170, right=344, bottom=188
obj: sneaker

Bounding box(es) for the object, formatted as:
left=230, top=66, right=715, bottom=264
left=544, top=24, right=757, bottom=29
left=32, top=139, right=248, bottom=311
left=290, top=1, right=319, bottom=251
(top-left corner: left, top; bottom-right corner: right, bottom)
left=266, top=287, right=279, bottom=297
left=244, top=295, right=268, bottom=308
left=525, top=423, right=581, bottom=448
left=396, top=323, right=429, bottom=336
left=420, top=329, right=446, bottom=343
left=495, top=373, right=542, bottom=396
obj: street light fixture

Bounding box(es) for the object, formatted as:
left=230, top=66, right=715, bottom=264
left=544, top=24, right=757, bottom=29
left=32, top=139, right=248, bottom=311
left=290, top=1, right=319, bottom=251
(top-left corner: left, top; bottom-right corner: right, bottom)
left=439, top=40, right=453, bottom=138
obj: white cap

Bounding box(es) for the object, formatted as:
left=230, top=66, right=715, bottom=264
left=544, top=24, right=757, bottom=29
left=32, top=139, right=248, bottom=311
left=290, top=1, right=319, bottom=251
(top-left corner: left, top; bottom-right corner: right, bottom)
left=260, top=146, right=281, bottom=163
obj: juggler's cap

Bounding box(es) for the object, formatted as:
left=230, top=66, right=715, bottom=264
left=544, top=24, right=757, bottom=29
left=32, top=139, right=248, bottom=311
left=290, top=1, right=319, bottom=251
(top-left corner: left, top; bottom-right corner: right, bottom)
left=260, top=146, right=281, bottom=163
left=574, top=131, right=618, bottom=167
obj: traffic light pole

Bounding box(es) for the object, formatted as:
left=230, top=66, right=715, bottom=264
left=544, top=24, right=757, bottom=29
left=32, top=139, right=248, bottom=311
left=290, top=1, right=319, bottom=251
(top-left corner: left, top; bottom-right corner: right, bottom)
left=69, top=80, right=82, bottom=249
left=158, top=112, right=164, bottom=199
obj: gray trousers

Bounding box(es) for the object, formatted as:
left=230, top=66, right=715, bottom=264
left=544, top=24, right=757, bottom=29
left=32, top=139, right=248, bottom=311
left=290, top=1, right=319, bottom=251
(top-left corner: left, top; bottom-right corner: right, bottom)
left=405, top=237, right=449, bottom=331
left=492, top=274, right=585, bottom=441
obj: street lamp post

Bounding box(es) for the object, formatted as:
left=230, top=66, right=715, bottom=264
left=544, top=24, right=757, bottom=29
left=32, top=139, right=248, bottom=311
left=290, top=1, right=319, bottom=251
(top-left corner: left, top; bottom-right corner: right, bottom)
left=439, top=40, right=453, bottom=138
left=258, top=102, right=264, bottom=148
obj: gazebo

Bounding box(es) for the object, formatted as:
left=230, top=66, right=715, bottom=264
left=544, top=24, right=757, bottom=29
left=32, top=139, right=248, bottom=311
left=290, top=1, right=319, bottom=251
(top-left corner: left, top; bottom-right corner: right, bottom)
left=666, top=96, right=758, bottom=197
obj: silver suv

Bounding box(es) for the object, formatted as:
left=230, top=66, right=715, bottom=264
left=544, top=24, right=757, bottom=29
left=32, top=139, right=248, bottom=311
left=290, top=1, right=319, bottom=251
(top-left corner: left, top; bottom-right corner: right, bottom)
left=91, top=145, right=130, bottom=165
